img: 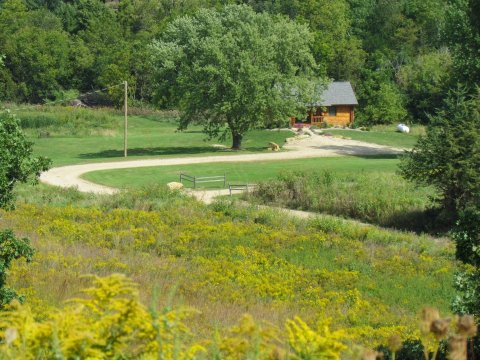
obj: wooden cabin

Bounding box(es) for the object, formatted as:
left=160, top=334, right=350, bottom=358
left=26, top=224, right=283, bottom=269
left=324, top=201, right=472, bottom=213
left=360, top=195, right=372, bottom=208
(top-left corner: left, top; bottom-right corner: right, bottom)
left=291, top=81, right=358, bottom=128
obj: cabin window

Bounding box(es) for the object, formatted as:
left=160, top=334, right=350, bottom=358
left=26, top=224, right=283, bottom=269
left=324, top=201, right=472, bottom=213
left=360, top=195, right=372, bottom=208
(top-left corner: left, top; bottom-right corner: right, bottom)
left=328, top=106, right=337, bottom=117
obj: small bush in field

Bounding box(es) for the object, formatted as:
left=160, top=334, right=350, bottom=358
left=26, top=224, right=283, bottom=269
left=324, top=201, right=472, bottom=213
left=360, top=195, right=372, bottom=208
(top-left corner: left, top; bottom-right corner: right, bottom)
left=0, top=230, right=34, bottom=308
left=0, top=109, right=50, bottom=209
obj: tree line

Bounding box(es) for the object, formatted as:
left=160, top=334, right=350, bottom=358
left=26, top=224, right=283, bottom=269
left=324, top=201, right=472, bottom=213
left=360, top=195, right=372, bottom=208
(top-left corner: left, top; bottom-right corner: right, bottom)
left=0, top=0, right=478, bottom=125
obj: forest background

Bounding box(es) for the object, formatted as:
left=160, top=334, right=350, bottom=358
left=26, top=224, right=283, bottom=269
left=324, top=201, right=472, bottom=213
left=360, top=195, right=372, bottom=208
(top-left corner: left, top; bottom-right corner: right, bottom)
left=0, top=0, right=479, bottom=126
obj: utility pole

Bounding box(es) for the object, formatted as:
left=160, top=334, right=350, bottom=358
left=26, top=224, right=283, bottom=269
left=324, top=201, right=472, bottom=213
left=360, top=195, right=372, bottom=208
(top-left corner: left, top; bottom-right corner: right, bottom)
left=124, top=80, right=128, bottom=157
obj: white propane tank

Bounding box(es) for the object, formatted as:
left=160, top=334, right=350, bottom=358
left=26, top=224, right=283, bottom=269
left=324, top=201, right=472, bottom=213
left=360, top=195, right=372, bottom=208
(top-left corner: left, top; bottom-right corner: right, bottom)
left=396, top=124, right=410, bottom=133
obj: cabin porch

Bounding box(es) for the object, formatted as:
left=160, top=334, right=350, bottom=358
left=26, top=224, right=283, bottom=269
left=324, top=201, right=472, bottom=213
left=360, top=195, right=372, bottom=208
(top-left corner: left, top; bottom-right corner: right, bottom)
left=290, top=109, right=324, bottom=128
left=290, top=105, right=354, bottom=128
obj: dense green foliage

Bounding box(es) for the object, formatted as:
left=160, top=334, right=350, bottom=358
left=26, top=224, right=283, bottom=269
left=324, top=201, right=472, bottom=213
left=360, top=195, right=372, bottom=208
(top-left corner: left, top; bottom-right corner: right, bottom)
left=450, top=197, right=480, bottom=335
left=0, top=0, right=476, bottom=126
left=0, top=109, right=50, bottom=209
left=453, top=209, right=480, bottom=267
left=398, top=86, right=480, bottom=341
left=444, top=0, right=480, bottom=86
left=0, top=109, right=48, bottom=309
left=399, top=89, right=480, bottom=219
left=151, top=5, right=317, bottom=148
left=451, top=209, right=480, bottom=354
left=0, top=229, right=33, bottom=308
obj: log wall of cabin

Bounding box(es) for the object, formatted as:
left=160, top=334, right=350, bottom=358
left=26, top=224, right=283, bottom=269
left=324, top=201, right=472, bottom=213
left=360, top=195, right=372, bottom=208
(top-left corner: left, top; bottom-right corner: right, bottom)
left=323, top=105, right=353, bottom=126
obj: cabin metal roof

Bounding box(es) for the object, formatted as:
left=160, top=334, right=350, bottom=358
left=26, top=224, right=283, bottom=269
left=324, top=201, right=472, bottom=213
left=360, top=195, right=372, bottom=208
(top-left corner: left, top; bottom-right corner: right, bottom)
left=312, top=81, right=358, bottom=107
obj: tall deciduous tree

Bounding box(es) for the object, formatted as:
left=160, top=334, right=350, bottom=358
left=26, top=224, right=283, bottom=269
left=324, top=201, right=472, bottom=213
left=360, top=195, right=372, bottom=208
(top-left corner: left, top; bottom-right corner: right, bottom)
left=150, top=5, right=318, bottom=149
left=355, top=69, right=407, bottom=125
left=240, top=0, right=366, bottom=83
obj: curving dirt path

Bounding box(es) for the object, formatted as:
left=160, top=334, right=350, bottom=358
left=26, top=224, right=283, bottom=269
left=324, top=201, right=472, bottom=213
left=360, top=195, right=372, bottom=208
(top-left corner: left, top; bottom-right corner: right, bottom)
left=40, top=134, right=404, bottom=195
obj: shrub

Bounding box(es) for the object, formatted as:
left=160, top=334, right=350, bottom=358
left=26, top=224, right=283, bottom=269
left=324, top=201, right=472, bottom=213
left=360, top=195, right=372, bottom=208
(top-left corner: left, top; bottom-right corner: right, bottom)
left=0, top=108, right=49, bottom=309
left=249, top=170, right=433, bottom=230
left=0, top=109, right=50, bottom=209
left=451, top=208, right=480, bottom=267
left=0, top=230, right=33, bottom=309
left=451, top=208, right=480, bottom=356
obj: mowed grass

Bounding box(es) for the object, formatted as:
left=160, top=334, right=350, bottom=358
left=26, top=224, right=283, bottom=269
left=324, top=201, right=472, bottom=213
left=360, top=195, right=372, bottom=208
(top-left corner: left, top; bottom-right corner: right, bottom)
left=83, top=155, right=400, bottom=189
left=14, top=105, right=422, bottom=167
left=13, top=106, right=293, bottom=166
left=323, top=124, right=423, bottom=149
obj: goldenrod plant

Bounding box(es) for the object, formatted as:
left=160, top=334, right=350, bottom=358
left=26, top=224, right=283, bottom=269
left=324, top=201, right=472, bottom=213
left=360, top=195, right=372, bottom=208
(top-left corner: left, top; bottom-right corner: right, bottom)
left=1, top=200, right=455, bottom=349
left=286, top=317, right=346, bottom=359
left=0, top=274, right=351, bottom=359
left=0, top=274, right=205, bottom=359
left=0, top=275, right=476, bottom=359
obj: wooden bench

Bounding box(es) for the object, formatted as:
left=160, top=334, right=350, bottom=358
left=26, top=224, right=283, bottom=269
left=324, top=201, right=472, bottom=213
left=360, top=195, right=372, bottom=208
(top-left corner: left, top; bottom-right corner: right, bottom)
left=179, top=173, right=226, bottom=189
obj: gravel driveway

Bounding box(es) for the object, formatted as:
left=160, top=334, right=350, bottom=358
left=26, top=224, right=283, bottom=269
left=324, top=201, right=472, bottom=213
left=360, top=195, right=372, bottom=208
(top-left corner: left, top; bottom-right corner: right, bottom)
left=40, top=134, right=403, bottom=195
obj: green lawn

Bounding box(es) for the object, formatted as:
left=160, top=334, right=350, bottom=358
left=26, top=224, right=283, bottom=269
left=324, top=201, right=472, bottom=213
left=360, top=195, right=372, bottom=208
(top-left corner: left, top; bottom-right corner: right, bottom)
left=16, top=107, right=293, bottom=166
left=14, top=106, right=423, bottom=166
left=33, top=126, right=292, bottom=166
left=323, top=126, right=422, bottom=149
left=83, top=155, right=400, bottom=189
left=83, top=154, right=438, bottom=232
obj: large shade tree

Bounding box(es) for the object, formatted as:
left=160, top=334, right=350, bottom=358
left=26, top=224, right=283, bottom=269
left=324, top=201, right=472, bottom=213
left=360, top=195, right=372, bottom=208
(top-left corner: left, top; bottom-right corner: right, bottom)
left=150, top=5, right=319, bottom=149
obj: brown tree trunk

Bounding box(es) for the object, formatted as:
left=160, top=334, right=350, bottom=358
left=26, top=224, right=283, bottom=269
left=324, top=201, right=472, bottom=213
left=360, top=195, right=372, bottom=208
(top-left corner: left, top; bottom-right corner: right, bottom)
left=231, top=132, right=243, bottom=150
